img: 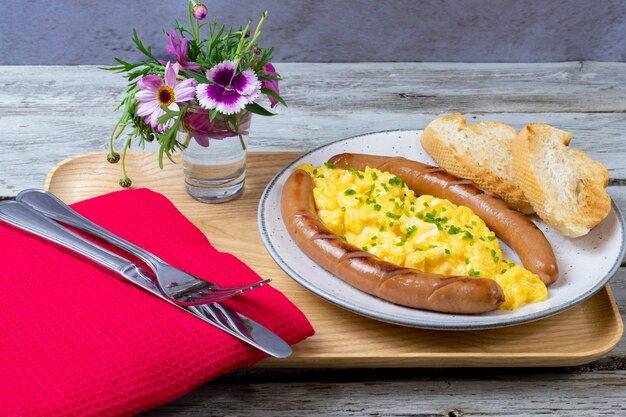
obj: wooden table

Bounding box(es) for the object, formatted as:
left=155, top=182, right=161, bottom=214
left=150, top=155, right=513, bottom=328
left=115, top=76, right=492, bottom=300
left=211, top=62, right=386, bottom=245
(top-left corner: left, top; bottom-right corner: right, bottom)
left=1, top=63, right=625, bottom=416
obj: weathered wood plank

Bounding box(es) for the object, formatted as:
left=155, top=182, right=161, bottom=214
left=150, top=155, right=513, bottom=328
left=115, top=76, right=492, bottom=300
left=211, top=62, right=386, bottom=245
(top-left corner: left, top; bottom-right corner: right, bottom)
left=0, top=62, right=626, bottom=195
left=2, top=62, right=626, bottom=113
left=1, top=63, right=625, bottom=196
left=142, top=369, right=626, bottom=416
left=0, top=112, right=625, bottom=196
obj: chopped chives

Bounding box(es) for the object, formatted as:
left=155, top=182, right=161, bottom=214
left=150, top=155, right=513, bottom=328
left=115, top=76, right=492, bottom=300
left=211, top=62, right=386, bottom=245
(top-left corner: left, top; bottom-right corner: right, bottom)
left=386, top=212, right=401, bottom=220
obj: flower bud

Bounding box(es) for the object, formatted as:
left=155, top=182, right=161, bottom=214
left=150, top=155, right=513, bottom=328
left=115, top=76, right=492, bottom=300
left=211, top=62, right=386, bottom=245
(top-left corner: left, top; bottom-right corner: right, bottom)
left=119, top=177, right=132, bottom=188
left=192, top=3, right=208, bottom=20
left=107, top=152, right=120, bottom=164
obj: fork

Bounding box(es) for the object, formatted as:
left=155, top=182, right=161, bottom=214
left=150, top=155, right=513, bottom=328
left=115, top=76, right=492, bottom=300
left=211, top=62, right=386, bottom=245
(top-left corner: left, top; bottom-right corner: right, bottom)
left=16, top=189, right=270, bottom=306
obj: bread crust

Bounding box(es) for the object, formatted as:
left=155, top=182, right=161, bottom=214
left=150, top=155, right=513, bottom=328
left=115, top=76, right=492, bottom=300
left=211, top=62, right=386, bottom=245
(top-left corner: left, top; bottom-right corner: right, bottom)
left=512, top=123, right=611, bottom=237
left=421, top=113, right=534, bottom=213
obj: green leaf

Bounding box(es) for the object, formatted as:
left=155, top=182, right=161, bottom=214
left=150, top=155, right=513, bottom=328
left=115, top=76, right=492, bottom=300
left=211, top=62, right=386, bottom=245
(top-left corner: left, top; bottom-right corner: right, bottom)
left=160, top=104, right=182, bottom=117
left=157, top=114, right=171, bottom=125
left=209, top=108, right=218, bottom=121
left=261, top=88, right=287, bottom=107
left=257, top=73, right=281, bottom=81
left=157, top=106, right=181, bottom=125
left=181, top=70, right=211, bottom=84
left=132, top=29, right=159, bottom=63
left=158, top=145, right=165, bottom=169
left=164, top=149, right=176, bottom=164
left=245, top=102, right=275, bottom=116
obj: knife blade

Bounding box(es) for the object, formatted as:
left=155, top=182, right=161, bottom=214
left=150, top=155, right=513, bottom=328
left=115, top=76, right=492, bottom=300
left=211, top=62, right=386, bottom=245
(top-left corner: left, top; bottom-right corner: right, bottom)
left=0, top=201, right=292, bottom=358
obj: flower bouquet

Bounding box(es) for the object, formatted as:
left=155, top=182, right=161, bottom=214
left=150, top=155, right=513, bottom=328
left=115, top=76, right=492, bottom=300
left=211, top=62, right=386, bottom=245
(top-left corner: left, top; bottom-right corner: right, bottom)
left=105, top=1, right=285, bottom=201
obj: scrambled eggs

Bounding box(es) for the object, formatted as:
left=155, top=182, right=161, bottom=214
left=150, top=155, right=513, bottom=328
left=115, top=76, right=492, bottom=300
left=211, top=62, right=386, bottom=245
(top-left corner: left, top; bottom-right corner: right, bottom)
left=300, top=163, right=547, bottom=310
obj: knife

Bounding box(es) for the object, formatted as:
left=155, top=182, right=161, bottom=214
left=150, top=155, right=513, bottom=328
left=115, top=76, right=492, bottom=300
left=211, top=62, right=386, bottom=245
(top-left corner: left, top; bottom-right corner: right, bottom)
left=0, top=201, right=292, bottom=358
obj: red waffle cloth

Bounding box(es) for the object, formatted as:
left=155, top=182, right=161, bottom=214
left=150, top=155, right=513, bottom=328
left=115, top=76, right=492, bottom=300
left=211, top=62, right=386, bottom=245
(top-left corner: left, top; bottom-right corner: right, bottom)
left=0, top=189, right=314, bottom=416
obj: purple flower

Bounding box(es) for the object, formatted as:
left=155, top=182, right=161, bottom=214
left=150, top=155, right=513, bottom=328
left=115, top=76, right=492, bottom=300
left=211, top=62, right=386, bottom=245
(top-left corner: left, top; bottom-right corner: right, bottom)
left=192, top=3, right=208, bottom=20
left=135, top=62, right=197, bottom=131
left=260, top=62, right=280, bottom=108
left=196, top=61, right=261, bottom=115
left=163, top=29, right=200, bottom=71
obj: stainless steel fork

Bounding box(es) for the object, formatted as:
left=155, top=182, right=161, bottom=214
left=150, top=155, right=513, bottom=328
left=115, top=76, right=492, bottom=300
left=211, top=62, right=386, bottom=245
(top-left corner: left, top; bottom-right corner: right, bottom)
left=16, top=189, right=270, bottom=306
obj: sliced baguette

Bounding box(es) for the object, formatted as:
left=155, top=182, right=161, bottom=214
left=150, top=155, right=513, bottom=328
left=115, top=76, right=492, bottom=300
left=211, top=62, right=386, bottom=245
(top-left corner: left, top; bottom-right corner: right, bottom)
left=421, top=113, right=533, bottom=213
left=512, top=123, right=611, bottom=237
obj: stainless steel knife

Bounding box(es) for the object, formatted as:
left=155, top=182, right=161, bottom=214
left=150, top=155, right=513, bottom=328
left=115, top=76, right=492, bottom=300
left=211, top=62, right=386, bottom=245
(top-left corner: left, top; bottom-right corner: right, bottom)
left=0, top=201, right=292, bottom=358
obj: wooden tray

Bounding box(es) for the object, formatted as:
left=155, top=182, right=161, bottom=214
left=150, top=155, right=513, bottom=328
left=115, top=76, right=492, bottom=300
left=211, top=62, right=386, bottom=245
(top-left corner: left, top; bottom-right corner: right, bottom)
left=45, top=152, right=623, bottom=367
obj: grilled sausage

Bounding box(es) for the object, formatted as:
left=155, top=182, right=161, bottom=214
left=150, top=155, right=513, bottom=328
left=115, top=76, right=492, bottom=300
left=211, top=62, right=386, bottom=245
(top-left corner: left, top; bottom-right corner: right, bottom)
left=281, top=168, right=505, bottom=314
left=328, top=153, right=559, bottom=285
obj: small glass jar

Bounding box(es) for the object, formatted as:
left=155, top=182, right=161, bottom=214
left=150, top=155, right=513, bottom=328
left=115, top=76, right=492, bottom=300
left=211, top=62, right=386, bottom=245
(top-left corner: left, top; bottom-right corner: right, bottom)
left=178, top=106, right=251, bottom=203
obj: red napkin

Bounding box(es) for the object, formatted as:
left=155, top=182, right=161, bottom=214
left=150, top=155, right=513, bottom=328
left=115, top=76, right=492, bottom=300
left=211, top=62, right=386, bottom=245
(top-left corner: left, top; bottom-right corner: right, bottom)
left=0, top=189, right=314, bottom=416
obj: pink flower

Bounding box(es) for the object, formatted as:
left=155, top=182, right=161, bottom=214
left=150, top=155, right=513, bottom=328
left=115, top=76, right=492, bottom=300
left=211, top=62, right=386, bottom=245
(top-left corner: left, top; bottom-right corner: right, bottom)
left=192, top=3, right=208, bottom=20
left=260, top=61, right=281, bottom=108
left=184, top=108, right=251, bottom=147
left=163, top=29, right=200, bottom=72
left=196, top=61, right=261, bottom=115
left=134, top=62, right=197, bottom=131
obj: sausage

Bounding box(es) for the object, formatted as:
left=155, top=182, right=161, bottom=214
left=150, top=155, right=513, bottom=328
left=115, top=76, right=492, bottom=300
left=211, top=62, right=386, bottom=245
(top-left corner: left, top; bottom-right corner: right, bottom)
left=328, top=153, right=559, bottom=285
left=281, top=169, right=505, bottom=314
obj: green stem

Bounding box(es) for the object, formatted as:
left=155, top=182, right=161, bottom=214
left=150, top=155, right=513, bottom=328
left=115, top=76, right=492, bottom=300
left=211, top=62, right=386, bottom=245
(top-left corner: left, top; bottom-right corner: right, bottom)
left=121, top=137, right=132, bottom=179
left=182, top=131, right=193, bottom=148
left=188, top=1, right=195, bottom=38
left=246, top=11, right=268, bottom=49
left=115, top=123, right=127, bottom=140
left=109, top=115, right=124, bottom=155
left=233, top=20, right=252, bottom=64
left=234, top=111, right=247, bottom=150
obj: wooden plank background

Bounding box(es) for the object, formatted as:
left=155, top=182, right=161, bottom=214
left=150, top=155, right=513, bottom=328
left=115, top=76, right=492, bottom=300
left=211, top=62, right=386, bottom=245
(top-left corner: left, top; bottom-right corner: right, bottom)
left=4, top=1, right=626, bottom=64
left=1, top=62, right=625, bottom=416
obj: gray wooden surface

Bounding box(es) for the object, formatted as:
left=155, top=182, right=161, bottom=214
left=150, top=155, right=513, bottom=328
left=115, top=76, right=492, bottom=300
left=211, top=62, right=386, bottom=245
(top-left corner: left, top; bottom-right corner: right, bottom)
left=1, top=62, right=625, bottom=416
left=4, top=0, right=626, bottom=64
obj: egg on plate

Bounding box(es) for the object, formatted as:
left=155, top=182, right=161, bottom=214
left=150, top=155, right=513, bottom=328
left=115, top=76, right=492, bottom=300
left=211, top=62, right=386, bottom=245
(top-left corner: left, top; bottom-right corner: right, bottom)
left=299, top=163, right=547, bottom=310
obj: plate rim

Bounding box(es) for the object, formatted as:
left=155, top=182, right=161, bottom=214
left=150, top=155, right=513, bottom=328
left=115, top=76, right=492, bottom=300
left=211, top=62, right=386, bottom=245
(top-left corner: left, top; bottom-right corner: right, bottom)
left=258, top=129, right=626, bottom=330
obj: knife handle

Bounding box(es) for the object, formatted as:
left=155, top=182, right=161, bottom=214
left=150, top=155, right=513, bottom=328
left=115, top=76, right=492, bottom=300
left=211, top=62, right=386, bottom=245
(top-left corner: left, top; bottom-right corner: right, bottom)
left=17, top=189, right=163, bottom=270
left=0, top=201, right=134, bottom=275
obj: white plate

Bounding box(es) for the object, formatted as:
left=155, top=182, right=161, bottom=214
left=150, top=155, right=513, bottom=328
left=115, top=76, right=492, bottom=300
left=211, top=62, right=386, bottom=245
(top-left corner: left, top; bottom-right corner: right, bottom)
left=258, top=130, right=626, bottom=329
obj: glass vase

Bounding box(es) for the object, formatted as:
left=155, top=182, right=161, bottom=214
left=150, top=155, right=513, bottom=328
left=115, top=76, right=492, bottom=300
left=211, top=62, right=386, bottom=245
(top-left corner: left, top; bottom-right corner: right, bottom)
left=179, top=106, right=251, bottom=203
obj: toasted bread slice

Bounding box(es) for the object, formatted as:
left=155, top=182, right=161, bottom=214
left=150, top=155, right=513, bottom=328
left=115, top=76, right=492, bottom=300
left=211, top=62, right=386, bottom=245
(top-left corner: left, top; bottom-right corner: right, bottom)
left=421, top=113, right=533, bottom=213
left=512, top=123, right=611, bottom=237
